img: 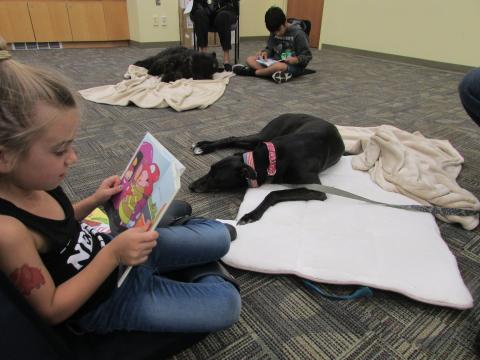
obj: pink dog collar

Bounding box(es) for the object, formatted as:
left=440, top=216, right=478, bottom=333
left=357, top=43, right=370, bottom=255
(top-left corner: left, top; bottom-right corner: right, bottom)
left=264, top=141, right=277, bottom=176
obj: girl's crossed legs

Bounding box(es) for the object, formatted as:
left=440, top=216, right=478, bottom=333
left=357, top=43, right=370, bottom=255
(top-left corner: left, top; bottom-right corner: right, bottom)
left=73, top=218, right=241, bottom=333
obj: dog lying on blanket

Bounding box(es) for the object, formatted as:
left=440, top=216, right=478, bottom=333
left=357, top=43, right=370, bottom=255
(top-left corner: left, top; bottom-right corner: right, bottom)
left=133, top=46, right=219, bottom=82
left=189, top=113, right=345, bottom=224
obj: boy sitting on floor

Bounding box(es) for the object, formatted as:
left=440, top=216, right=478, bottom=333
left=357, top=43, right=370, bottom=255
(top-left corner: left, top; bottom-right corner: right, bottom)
left=233, top=6, right=312, bottom=83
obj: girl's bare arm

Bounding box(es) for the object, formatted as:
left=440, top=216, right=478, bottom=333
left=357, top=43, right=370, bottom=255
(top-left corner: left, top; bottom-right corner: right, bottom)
left=0, top=216, right=157, bottom=324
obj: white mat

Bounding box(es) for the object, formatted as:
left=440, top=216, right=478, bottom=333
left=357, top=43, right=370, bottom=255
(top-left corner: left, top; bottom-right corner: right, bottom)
left=221, top=157, right=473, bottom=309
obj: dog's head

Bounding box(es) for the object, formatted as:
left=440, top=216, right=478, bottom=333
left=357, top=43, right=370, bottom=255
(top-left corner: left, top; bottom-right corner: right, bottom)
left=191, top=52, right=219, bottom=80
left=189, top=154, right=257, bottom=193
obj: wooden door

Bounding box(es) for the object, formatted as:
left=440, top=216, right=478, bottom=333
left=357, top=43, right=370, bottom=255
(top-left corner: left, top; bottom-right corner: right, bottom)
left=0, top=1, right=35, bottom=42
left=103, top=1, right=130, bottom=40
left=66, top=1, right=107, bottom=41
left=287, top=0, right=324, bottom=48
left=28, top=1, right=73, bottom=42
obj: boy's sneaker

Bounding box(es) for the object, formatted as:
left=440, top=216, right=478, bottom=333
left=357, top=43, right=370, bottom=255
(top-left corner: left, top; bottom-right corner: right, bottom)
left=272, top=71, right=292, bottom=84
left=223, top=63, right=232, bottom=72
left=233, top=64, right=255, bottom=77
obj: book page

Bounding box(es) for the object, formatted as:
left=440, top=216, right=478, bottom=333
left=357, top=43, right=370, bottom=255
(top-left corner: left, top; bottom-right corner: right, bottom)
left=256, top=58, right=279, bottom=67
left=104, top=132, right=185, bottom=286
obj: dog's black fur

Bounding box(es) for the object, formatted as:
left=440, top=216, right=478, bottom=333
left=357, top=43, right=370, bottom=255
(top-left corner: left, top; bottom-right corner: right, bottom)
left=134, top=46, right=219, bottom=83
left=189, top=113, right=345, bottom=224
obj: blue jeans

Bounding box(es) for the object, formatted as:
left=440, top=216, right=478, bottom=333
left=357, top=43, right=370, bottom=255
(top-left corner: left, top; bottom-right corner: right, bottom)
left=458, top=68, right=480, bottom=127
left=73, top=219, right=241, bottom=334
left=287, top=64, right=306, bottom=77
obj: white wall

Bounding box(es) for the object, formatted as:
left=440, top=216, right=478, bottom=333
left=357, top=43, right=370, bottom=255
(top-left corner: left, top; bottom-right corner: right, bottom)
left=320, top=0, right=480, bottom=67
left=127, top=0, right=287, bottom=43
left=127, top=0, right=180, bottom=43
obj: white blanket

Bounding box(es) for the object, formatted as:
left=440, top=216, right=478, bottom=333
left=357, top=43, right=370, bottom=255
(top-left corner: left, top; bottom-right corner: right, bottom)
left=221, top=157, right=473, bottom=309
left=337, top=125, right=479, bottom=230
left=79, top=65, right=234, bottom=112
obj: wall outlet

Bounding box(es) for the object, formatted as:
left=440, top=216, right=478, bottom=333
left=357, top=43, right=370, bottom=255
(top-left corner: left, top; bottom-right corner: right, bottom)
left=161, top=16, right=167, bottom=26
left=153, top=15, right=159, bottom=26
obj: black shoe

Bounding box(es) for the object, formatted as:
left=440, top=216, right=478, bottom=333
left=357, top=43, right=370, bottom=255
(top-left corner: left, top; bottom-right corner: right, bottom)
left=233, top=64, right=255, bottom=76
left=224, top=223, right=237, bottom=241
left=157, top=200, right=192, bottom=227
left=223, top=63, right=232, bottom=72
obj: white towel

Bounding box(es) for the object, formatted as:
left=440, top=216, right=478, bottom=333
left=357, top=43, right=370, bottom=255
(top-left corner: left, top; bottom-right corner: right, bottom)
left=79, top=65, right=234, bottom=112
left=337, top=125, right=479, bottom=230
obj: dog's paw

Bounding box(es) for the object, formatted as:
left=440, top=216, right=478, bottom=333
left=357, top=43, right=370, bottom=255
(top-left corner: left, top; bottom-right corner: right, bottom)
left=192, top=141, right=213, bottom=155
left=237, top=211, right=262, bottom=225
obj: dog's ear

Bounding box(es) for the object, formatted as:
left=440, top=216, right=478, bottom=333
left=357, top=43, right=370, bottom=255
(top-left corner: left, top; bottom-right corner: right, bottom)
left=241, top=164, right=257, bottom=180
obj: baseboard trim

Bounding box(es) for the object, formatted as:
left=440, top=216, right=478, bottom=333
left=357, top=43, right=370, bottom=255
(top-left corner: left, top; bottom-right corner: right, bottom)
left=129, top=40, right=180, bottom=48
left=239, top=36, right=267, bottom=42
left=62, top=41, right=129, bottom=49
left=322, top=44, right=475, bottom=73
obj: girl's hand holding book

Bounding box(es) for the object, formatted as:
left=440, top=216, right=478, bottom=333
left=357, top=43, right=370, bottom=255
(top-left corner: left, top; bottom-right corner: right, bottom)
left=93, top=175, right=122, bottom=206
left=109, top=222, right=158, bottom=266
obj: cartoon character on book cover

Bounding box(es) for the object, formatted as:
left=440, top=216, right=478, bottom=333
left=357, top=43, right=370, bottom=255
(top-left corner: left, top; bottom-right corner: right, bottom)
left=112, top=141, right=161, bottom=228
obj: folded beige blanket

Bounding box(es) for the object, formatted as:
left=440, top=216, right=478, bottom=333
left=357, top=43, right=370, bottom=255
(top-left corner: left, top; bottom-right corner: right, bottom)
left=79, top=65, right=235, bottom=112
left=337, top=125, right=479, bottom=230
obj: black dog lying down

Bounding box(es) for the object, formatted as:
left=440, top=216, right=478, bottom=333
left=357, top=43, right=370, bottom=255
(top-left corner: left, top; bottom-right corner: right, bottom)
left=133, top=46, right=219, bottom=82
left=189, top=113, right=345, bottom=224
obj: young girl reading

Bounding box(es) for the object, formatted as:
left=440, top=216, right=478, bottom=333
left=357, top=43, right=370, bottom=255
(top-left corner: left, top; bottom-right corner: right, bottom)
left=0, top=39, right=240, bottom=334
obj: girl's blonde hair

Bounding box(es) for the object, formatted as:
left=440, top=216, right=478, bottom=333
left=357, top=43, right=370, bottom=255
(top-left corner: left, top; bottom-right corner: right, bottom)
left=0, top=36, right=77, bottom=157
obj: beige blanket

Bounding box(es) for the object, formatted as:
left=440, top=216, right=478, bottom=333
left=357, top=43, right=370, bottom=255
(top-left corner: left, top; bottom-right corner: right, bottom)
left=337, top=125, right=479, bottom=230
left=79, top=65, right=235, bottom=112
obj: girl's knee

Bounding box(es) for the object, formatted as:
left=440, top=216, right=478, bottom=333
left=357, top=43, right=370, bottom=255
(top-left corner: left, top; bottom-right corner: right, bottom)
left=212, top=284, right=241, bottom=330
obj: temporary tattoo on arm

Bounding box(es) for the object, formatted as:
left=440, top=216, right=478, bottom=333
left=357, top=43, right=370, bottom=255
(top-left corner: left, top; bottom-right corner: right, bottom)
left=9, top=264, right=46, bottom=296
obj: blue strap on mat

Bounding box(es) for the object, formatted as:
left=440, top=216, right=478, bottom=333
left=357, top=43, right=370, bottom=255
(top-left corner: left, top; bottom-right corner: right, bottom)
left=303, top=280, right=373, bottom=301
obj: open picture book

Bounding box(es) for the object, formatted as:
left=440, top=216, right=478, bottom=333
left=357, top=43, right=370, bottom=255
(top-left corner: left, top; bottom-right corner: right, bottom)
left=102, top=132, right=185, bottom=287
left=256, top=58, right=284, bottom=67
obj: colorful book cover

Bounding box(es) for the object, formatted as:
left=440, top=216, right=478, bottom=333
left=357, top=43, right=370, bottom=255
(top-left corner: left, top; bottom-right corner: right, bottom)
left=104, top=132, right=185, bottom=286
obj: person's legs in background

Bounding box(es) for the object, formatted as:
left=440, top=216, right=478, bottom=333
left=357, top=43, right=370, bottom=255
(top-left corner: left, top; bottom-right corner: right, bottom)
left=459, top=70, right=480, bottom=353
left=190, top=6, right=210, bottom=52
left=213, top=10, right=237, bottom=71
left=458, top=68, right=480, bottom=126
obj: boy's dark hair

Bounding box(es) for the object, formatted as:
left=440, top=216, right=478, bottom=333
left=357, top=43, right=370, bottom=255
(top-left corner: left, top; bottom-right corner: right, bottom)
left=265, top=6, right=286, bottom=33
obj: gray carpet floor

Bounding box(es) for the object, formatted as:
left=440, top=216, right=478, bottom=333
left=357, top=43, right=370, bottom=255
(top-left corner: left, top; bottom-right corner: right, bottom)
left=13, top=40, right=479, bottom=359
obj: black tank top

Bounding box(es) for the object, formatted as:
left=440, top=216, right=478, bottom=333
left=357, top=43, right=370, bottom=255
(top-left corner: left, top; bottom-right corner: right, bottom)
left=0, top=187, right=116, bottom=317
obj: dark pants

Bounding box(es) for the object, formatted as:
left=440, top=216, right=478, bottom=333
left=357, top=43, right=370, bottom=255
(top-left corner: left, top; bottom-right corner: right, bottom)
left=190, top=7, right=237, bottom=51
left=458, top=68, right=480, bottom=127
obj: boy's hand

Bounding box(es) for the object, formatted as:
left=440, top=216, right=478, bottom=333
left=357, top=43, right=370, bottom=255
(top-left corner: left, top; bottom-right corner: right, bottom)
left=256, top=51, right=268, bottom=60
left=93, top=175, right=122, bottom=205
left=110, top=223, right=158, bottom=266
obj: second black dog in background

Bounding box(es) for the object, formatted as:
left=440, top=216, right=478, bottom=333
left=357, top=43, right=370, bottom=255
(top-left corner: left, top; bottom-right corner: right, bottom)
left=134, top=46, right=219, bottom=82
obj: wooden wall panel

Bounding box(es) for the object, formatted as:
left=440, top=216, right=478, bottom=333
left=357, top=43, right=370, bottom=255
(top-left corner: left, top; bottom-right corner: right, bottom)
left=287, top=0, right=324, bottom=48
left=66, top=1, right=107, bottom=41
left=28, top=1, right=73, bottom=41
left=103, top=1, right=129, bottom=40
left=0, top=1, right=36, bottom=42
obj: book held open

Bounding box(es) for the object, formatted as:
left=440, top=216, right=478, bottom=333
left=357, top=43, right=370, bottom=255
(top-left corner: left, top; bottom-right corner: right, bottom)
left=256, top=58, right=286, bottom=67
left=103, top=132, right=185, bottom=287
